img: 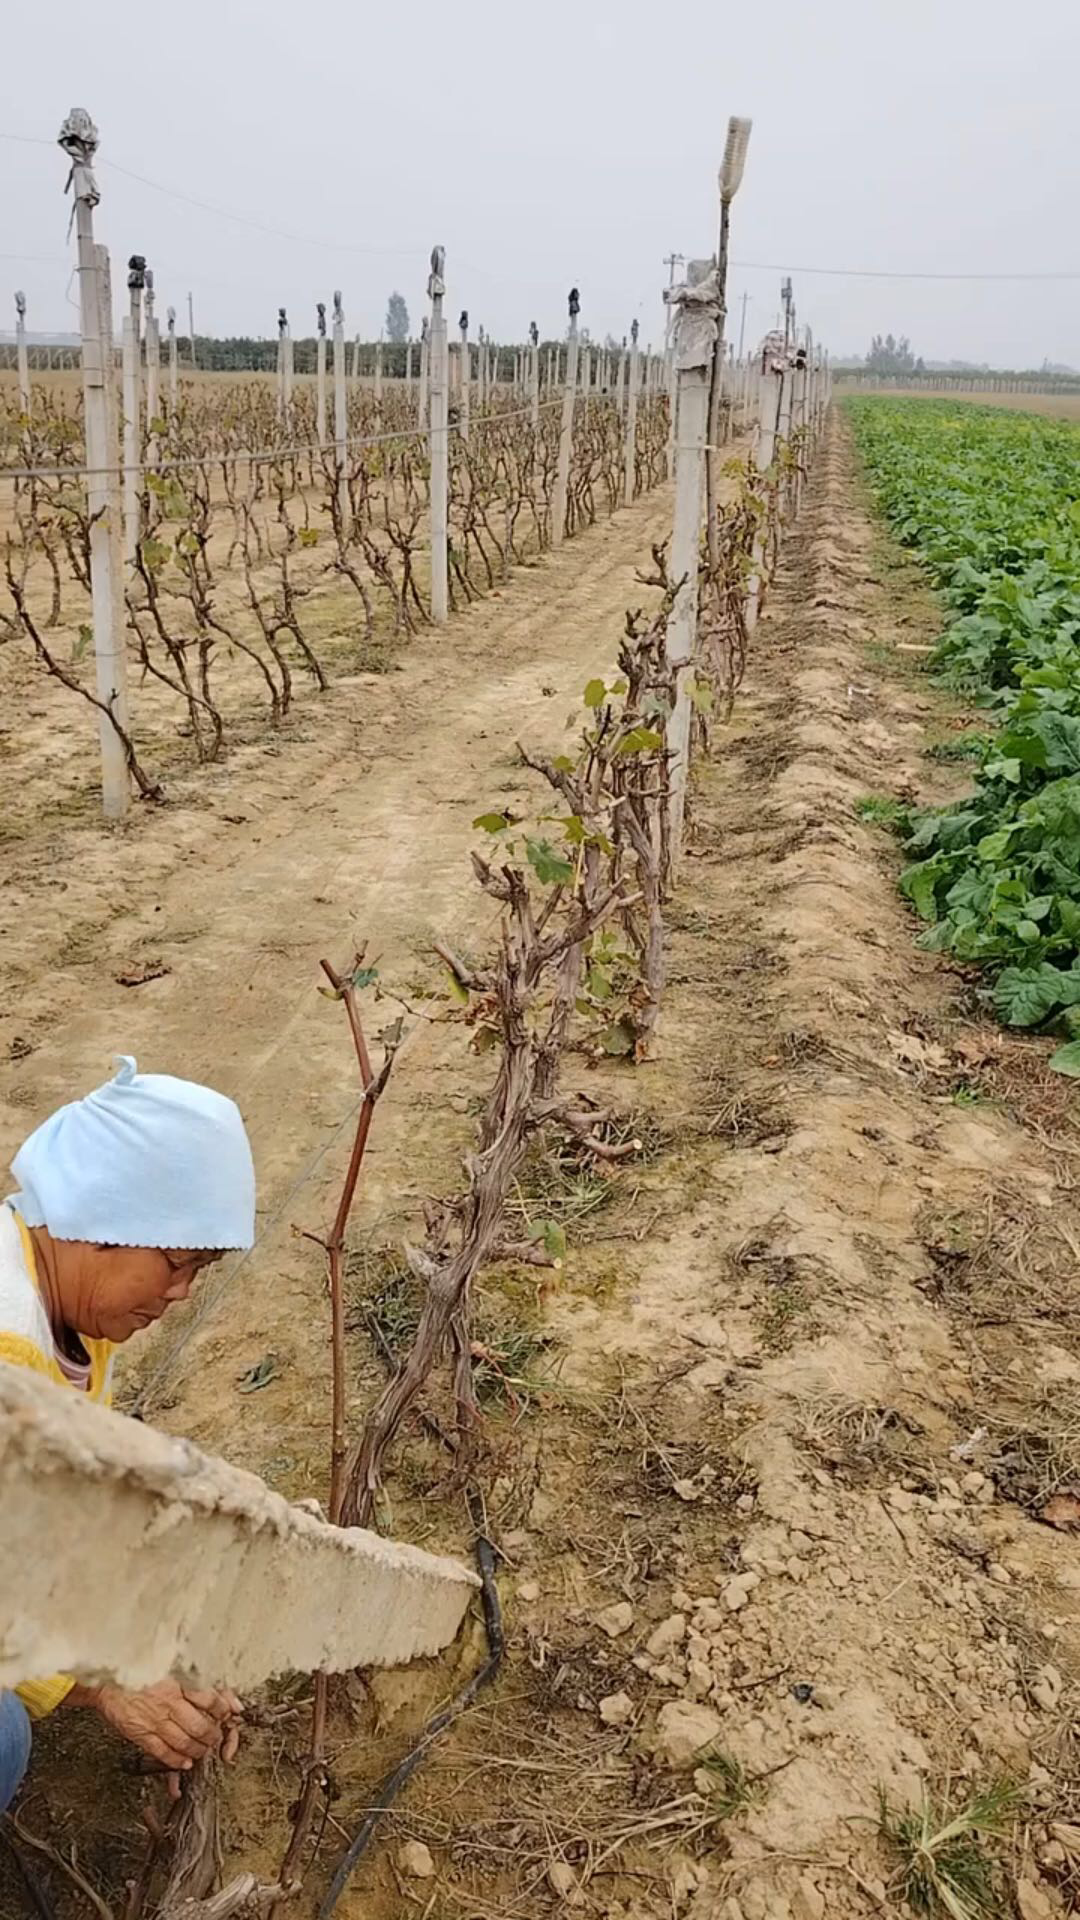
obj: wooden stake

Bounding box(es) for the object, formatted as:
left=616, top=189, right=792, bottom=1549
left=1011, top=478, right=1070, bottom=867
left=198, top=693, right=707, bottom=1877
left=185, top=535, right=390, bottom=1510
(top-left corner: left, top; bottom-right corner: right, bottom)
left=59, top=109, right=129, bottom=820
left=427, top=247, right=449, bottom=623
left=551, top=287, right=579, bottom=549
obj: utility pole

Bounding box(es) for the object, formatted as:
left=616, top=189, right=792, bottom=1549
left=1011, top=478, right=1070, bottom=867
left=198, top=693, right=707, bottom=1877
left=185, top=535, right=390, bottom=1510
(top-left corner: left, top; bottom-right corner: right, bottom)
left=662, top=252, right=685, bottom=353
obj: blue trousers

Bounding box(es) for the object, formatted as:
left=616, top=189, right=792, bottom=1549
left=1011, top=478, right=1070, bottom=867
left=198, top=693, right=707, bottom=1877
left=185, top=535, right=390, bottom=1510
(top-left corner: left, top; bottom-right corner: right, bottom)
left=0, top=1692, right=31, bottom=1810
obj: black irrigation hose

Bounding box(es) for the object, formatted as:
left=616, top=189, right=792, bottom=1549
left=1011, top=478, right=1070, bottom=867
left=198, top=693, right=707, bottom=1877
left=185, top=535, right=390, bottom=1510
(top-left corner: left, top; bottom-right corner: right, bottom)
left=317, top=1495, right=504, bottom=1920
left=0, top=1826, right=56, bottom=1920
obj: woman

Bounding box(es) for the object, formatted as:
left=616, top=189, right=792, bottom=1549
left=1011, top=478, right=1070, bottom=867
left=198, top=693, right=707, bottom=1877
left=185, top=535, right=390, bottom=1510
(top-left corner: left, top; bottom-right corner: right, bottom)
left=0, top=1055, right=257, bottom=1810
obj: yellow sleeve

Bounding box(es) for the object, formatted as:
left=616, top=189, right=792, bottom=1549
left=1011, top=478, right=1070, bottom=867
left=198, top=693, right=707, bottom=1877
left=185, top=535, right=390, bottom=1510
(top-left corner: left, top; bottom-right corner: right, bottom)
left=16, top=1674, right=76, bottom=1719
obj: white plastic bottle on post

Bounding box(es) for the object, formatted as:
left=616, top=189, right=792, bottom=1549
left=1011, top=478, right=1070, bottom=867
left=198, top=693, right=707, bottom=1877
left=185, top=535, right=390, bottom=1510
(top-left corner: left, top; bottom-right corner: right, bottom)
left=59, top=108, right=129, bottom=820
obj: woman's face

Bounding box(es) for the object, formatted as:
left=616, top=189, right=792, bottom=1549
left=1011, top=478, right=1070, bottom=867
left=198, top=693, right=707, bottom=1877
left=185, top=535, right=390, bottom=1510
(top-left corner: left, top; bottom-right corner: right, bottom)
left=56, top=1243, right=223, bottom=1343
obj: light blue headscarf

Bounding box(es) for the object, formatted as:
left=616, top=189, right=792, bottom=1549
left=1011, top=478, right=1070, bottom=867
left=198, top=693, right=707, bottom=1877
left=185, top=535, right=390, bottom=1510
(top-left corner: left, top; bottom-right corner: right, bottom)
left=9, top=1056, right=255, bottom=1250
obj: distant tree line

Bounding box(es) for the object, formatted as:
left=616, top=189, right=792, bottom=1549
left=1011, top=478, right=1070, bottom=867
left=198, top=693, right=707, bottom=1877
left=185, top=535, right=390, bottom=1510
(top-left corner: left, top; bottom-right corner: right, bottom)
left=865, top=332, right=925, bottom=375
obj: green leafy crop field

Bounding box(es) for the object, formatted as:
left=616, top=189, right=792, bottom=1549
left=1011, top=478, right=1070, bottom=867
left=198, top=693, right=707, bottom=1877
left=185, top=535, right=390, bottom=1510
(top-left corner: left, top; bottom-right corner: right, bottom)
left=846, top=397, right=1080, bottom=1071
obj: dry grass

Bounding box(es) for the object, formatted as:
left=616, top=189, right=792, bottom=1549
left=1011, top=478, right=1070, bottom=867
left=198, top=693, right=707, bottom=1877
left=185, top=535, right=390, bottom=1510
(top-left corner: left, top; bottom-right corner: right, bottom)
left=987, top=1386, right=1080, bottom=1512
left=797, top=1391, right=926, bottom=1479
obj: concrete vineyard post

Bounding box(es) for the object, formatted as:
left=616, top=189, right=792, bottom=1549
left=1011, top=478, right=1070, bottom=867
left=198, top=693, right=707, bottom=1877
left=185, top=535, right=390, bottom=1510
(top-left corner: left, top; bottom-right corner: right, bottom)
left=458, top=310, right=470, bottom=443
left=777, top=358, right=793, bottom=514
left=666, top=260, right=720, bottom=868
left=427, top=246, right=449, bottom=624
left=551, top=286, right=580, bottom=549
left=618, top=341, right=628, bottom=419
left=187, top=290, right=196, bottom=369
left=280, top=311, right=294, bottom=426
left=745, top=360, right=782, bottom=636
left=166, top=306, right=178, bottom=410
left=59, top=109, right=129, bottom=821
left=122, top=255, right=145, bottom=569
left=374, top=335, right=384, bottom=411
left=14, top=292, right=30, bottom=416
left=316, top=302, right=327, bottom=447
left=418, top=318, right=429, bottom=426
left=707, top=117, right=751, bottom=571
left=332, top=291, right=348, bottom=535
left=98, top=248, right=120, bottom=536
left=529, top=320, right=540, bottom=430
left=144, top=268, right=160, bottom=469
left=665, top=332, right=677, bottom=481
left=624, top=318, right=640, bottom=507
left=407, top=338, right=415, bottom=396
left=277, top=309, right=286, bottom=424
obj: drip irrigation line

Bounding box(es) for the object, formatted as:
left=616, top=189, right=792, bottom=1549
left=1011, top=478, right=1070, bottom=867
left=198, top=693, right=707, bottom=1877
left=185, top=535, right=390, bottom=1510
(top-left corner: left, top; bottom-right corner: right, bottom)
left=317, top=1494, right=504, bottom=1919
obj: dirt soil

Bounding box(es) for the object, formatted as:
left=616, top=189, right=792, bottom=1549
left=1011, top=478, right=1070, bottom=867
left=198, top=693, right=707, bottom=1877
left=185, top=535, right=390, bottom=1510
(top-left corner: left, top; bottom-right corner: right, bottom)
left=6, top=413, right=1080, bottom=1920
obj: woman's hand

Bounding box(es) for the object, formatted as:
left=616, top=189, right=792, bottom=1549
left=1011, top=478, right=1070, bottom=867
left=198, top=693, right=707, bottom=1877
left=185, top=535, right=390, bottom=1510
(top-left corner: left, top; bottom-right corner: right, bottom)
left=71, top=1680, right=243, bottom=1793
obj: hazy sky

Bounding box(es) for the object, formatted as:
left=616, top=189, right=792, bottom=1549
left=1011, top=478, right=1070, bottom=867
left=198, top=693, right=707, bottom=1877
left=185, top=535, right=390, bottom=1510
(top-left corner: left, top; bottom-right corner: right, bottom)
left=3, top=0, right=1078, bottom=367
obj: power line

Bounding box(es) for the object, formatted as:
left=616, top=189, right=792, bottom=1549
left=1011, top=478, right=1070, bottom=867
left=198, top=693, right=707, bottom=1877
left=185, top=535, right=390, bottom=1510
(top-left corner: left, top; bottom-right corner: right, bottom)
left=732, top=258, right=1080, bottom=283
